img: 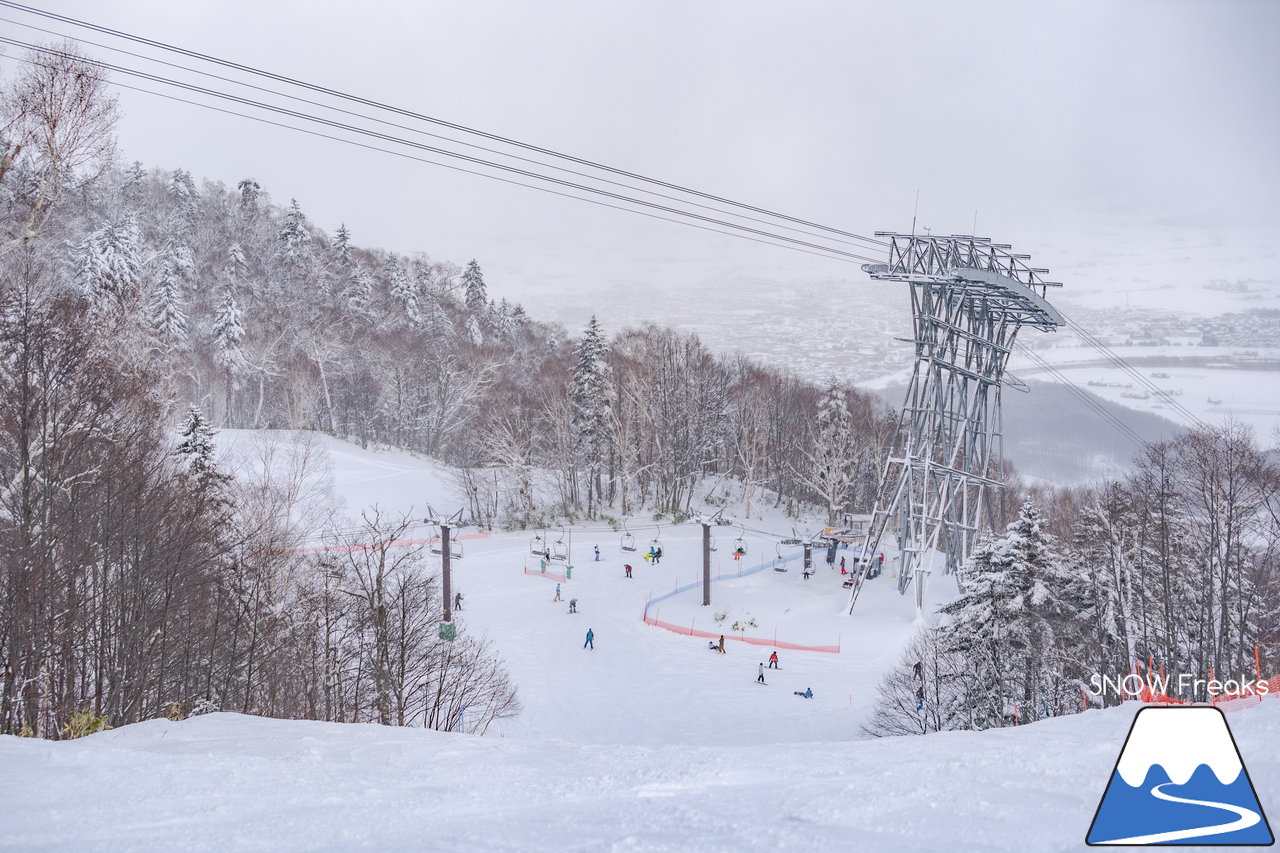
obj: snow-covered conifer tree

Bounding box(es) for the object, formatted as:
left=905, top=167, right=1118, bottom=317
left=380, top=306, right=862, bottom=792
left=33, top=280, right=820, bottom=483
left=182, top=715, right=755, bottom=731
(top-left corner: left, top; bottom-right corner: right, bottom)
left=570, top=315, right=615, bottom=515
left=333, top=223, right=352, bottom=268
left=168, top=168, right=198, bottom=233
left=279, top=198, right=311, bottom=260
left=149, top=249, right=191, bottom=345
left=344, top=265, right=374, bottom=317
left=121, top=161, right=147, bottom=207
left=385, top=255, right=419, bottom=323
left=462, top=259, right=486, bottom=313
left=939, top=501, right=1079, bottom=728
left=797, top=381, right=857, bottom=524
left=75, top=216, right=142, bottom=306
left=465, top=313, right=483, bottom=347
left=174, top=404, right=218, bottom=477
left=237, top=177, right=261, bottom=213
left=211, top=288, right=246, bottom=374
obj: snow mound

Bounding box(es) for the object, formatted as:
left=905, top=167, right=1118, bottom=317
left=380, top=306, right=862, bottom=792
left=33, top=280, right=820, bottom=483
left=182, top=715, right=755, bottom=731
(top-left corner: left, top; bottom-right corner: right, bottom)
left=2, top=702, right=1278, bottom=852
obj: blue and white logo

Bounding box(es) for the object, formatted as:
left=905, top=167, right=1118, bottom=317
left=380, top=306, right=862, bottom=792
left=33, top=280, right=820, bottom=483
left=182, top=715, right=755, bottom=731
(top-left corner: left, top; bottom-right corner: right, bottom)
left=1087, top=706, right=1273, bottom=846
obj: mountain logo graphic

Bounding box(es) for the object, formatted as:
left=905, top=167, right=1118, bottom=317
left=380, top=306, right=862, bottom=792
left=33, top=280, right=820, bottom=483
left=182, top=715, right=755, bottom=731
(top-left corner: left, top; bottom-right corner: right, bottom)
left=1087, top=706, right=1274, bottom=846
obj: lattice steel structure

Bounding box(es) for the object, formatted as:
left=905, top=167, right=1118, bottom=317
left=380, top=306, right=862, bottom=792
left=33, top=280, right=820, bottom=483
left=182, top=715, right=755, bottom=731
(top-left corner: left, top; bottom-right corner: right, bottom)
left=847, top=233, right=1064, bottom=614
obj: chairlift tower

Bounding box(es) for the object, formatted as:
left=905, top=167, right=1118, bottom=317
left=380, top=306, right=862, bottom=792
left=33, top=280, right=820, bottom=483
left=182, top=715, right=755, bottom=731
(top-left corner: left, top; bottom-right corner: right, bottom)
left=848, top=233, right=1065, bottom=615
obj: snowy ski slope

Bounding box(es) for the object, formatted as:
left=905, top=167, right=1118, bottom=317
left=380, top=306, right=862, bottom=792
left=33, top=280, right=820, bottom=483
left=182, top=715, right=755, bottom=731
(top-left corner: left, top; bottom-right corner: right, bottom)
left=2, top=433, right=1277, bottom=851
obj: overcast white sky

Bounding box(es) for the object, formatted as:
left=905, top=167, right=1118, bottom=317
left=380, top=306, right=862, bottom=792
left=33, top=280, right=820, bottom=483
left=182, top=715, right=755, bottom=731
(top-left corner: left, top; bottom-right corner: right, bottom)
left=3, top=0, right=1277, bottom=309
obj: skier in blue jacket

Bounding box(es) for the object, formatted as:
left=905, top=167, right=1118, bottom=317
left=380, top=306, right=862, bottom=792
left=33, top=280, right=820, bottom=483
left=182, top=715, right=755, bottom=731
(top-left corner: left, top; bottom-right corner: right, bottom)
left=584, top=628, right=594, bottom=650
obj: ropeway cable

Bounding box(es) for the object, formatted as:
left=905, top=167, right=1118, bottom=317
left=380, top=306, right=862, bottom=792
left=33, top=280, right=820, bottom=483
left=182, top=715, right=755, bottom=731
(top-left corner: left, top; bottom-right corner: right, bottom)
left=0, top=1, right=890, bottom=251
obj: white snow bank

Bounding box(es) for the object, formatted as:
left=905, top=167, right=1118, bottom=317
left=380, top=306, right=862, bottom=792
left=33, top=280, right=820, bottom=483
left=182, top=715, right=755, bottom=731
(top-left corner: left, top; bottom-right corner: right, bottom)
left=2, top=702, right=1277, bottom=852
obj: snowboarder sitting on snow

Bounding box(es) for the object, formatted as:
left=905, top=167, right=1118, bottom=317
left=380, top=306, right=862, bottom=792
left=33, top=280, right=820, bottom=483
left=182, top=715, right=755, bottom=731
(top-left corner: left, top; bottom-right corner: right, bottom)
left=708, top=641, right=718, bottom=651
left=568, top=597, right=577, bottom=614
left=768, top=651, right=779, bottom=669
left=793, top=687, right=813, bottom=699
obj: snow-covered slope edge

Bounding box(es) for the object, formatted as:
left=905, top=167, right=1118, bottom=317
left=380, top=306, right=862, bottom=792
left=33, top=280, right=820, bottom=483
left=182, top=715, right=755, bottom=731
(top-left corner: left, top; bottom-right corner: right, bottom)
left=3, top=702, right=1277, bottom=853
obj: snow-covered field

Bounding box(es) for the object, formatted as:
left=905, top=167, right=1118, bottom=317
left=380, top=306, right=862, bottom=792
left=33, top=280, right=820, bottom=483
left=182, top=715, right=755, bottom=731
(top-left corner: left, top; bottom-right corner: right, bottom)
left=3, top=434, right=1277, bottom=852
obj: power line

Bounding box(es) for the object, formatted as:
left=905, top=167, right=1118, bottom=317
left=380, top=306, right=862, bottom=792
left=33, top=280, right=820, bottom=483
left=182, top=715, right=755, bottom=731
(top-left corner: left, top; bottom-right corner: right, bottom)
left=0, top=36, right=885, bottom=266
left=0, top=15, right=886, bottom=258
left=1013, top=342, right=1149, bottom=449
left=0, top=41, right=881, bottom=268
left=0, top=0, right=889, bottom=252
left=1056, top=311, right=1210, bottom=430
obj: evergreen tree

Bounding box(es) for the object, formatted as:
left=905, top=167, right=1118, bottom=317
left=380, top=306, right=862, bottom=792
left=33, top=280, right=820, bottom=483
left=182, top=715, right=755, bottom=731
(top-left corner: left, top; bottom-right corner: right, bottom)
left=211, top=288, right=246, bottom=374
left=149, top=248, right=191, bottom=345
left=75, top=216, right=142, bottom=306
left=237, top=177, right=261, bottom=213
left=279, top=198, right=311, bottom=261
left=570, top=315, right=614, bottom=515
left=344, top=264, right=374, bottom=317
left=385, top=256, right=419, bottom=324
left=168, top=168, right=199, bottom=234
left=939, top=501, right=1079, bottom=728
left=174, top=404, right=218, bottom=477
left=462, top=259, right=486, bottom=313
left=333, top=224, right=352, bottom=268
left=800, top=381, right=857, bottom=524
left=173, top=404, right=233, bottom=523
left=121, top=161, right=147, bottom=208
left=465, top=313, right=483, bottom=347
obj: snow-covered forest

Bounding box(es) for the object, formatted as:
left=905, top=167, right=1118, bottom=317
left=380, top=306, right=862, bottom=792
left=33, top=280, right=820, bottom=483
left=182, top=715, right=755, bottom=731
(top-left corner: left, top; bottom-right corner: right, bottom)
left=870, top=434, right=1280, bottom=735
left=52, top=162, right=897, bottom=526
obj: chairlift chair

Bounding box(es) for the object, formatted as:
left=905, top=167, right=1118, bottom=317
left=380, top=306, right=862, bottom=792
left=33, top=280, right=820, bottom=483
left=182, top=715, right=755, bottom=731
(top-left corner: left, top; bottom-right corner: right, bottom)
left=620, top=520, right=637, bottom=553
left=772, top=540, right=788, bottom=572
left=648, top=523, right=662, bottom=554
left=530, top=532, right=547, bottom=557
left=780, top=526, right=802, bottom=547
left=733, top=523, right=748, bottom=557
left=550, top=526, right=569, bottom=562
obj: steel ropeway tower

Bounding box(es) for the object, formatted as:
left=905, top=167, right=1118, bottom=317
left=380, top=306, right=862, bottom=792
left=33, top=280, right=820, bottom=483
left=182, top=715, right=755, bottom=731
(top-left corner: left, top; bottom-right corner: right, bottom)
left=847, top=233, right=1065, bottom=614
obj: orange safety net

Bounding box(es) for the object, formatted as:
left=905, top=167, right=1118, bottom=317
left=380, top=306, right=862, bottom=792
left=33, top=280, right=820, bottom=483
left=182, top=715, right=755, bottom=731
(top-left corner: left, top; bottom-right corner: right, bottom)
left=523, top=564, right=568, bottom=582
left=1133, top=668, right=1278, bottom=714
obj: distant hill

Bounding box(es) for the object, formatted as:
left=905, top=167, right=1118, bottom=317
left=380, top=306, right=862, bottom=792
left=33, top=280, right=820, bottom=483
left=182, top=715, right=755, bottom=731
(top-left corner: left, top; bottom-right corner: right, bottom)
left=874, top=380, right=1183, bottom=485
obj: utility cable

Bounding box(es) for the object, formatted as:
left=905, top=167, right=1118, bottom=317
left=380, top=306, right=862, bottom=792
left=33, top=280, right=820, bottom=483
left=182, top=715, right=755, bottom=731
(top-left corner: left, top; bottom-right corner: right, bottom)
left=0, top=0, right=889, bottom=250
left=0, top=46, right=874, bottom=267
left=0, top=15, right=885, bottom=258
left=0, top=36, right=885, bottom=265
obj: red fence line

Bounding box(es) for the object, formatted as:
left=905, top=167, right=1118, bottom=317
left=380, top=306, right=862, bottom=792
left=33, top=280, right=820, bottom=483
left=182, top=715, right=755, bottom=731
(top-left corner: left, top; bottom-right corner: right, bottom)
left=641, top=613, right=840, bottom=654
left=1137, top=672, right=1279, bottom=714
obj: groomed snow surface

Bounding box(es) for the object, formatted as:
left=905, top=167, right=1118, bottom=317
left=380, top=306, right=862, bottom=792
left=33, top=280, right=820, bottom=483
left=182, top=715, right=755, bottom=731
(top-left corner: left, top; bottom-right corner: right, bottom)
left=3, top=434, right=1277, bottom=852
